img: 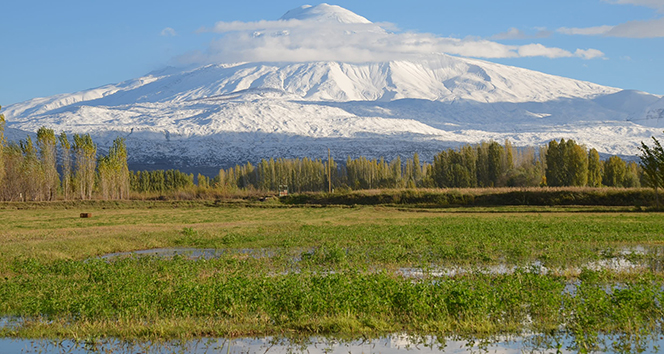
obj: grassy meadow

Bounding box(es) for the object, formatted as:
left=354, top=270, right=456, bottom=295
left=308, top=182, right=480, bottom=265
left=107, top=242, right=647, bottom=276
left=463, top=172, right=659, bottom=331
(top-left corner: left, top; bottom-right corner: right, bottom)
left=0, top=197, right=663, bottom=348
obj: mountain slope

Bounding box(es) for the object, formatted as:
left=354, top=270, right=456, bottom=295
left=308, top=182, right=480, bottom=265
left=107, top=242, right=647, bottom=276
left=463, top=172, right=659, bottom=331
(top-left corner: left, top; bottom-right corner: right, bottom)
left=3, top=5, right=663, bottom=169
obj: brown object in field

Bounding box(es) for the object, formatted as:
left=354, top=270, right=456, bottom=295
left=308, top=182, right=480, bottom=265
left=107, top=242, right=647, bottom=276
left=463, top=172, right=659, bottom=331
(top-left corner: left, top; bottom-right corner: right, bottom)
left=80, top=213, right=92, bottom=218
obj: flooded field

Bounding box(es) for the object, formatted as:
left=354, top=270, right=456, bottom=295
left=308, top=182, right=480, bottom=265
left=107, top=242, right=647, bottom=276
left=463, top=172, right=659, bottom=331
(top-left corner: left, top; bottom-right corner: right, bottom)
left=99, top=245, right=664, bottom=277
left=3, top=334, right=664, bottom=354
left=2, top=206, right=664, bottom=351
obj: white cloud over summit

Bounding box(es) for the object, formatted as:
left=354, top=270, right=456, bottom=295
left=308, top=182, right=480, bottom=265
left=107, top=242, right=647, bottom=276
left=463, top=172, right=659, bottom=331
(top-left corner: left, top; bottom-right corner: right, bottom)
left=179, top=11, right=604, bottom=65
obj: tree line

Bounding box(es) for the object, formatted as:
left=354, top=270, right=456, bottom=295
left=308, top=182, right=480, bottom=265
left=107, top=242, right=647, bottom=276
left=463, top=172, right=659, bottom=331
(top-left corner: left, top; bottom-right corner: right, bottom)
left=1, top=105, right=662, bottom=200
left=195, top=139, right=646, bottom=193
left=0, top=107, right=129, bottom=201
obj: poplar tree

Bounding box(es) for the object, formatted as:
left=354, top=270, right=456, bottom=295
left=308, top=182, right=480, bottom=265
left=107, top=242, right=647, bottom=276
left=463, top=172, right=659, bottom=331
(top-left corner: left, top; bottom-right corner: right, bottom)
left=603, top=156, right=627, bottom=187
left=98, top=138, right=130, bottom=200
left=97, top=155, right=113, bottom=200
left=73, top=134, right=97, bottom=199
left=2, top=143, right=23, bottom=200
left=623, top=162, right=641, bottom=188
left=110, top=137, right=130, bottom=199
left=20, top=137, right=40, bottom=201
left=37, top=127, right=58, bottom=200
left=504, top=139, right=514, bottom=173
left=432, top=150, right=449, bottom=188
left=488, top=141, right=504, bottom=187
left=58, top=133, right=73, bottom=200
left=0, top=107, right=5, bottom=193
left=197, top=174, right=210, bottom=189
left=475, top=142, right=490, bottom=187
left=587, top=148, right=602, bottom=187
left=412, top=153, right=422, bottom=185
left=566, top=140, right=588, bottom=186
left=545, top=139, right=564, bottom=187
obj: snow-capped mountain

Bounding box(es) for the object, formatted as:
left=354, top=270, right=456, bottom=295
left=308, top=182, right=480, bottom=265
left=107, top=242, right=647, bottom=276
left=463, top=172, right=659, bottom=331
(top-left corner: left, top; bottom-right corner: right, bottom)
left=280, top=3, right=371, bottom=23
left=4, top=4, right=663, bottom=170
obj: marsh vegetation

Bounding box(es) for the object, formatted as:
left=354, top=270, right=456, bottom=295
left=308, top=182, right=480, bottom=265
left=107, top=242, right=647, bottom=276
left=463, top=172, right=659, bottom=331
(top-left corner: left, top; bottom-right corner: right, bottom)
left=0, top=202, right=662, bottom=353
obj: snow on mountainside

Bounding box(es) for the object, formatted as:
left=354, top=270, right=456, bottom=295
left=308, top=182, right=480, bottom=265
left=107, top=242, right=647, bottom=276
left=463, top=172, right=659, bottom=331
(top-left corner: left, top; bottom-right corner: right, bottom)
left=4, top=4, right=664, bottom=170
left=640, top=97, right=664, bottom=122
left=280, top=3, right=371, bottom=23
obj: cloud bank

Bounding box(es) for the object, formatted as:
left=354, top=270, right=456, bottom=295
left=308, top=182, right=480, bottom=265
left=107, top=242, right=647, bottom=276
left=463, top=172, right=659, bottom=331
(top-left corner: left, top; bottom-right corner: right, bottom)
left=559, top=19, right=664, bottom=38
left=490, top=27, right=552, bottom=40
left=180, top=17, right=604, bottom=65
left=603, top=0, right=664, bottom=12
left=559, top=0, right=664, bottom=37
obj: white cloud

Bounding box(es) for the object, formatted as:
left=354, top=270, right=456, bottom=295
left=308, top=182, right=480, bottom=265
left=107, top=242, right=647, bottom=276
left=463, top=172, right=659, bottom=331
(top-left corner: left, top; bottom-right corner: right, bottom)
left=517, top=44, right=573, bottom=58
left=559, top=0, right=664, bottom=38
left=491, top=27, right=552, bottom=40
left=180, top=18, right=604, bottom=65
left=199, top=19, right=397, bottom=33
left=557, top=25, right=615, bottom=36
left=575, top=48, right=606, bottom=60
left=603, top=0, right=664, bottom=12
left=160, top=27, right=177, bottom=37
left=607, top=17, right=664, bottom=37
left=491, top=28, right=528, bottom=40
left=557, top=18, right=664, bottom=38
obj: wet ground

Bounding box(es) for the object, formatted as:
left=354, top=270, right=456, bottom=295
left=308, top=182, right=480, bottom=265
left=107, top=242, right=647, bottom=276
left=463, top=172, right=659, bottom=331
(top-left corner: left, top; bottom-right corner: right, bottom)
left=99, top=245, right=664, bottom=277
left=2, top=334, right=661, bottom=354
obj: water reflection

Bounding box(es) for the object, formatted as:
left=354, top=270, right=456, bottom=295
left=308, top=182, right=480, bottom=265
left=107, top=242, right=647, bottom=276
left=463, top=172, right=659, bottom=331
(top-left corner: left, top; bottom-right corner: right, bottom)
left=100, top=248, right=272, bottom=260
left=99, top=245, right=664, bottom=277
left=1, top=334, right=662, bottom=354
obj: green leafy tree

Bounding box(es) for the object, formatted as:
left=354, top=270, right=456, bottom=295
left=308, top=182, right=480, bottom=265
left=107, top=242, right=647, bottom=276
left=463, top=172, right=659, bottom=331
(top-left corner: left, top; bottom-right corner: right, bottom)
left=566, top=140, right=588, bottom=186
left=488, top=141, right=504, bottom=187
left=545, top=139, right=588, bottom=187
left=639, top=134, right=664, bottom=208
left=587, top=148, right=602, bottom=187
left=623, top=162, right=641, bottom=188
left=603, top=156, right=627, bottom=187
left=412, top=152, right=422, bottom=186
left=431, top=150, right=449, bottom=188
left=545, top=139, right=563, bottom=187
left=476, top=142, right=490, bottom=187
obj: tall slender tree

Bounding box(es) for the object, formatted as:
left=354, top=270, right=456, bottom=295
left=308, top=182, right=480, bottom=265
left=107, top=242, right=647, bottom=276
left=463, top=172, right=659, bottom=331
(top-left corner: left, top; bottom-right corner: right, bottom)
left=476, top=142, right=490, bottom=187
left=566, top=140, right=588, bottom=186
left=110, top=137, right=129, bottom=199
left=587, top=148, right=602, bottom=187
left=73, top=134, right=97, bottom=199
left=58, top=132, right=73, bottom=199
left=37, top=127, right=58, bottom=200
left=19, top=137, right=41, bottom=201
left=488, top=141, right=504, bottom=187
left=545, top=139, right=563, bottom=186
left=0, top=106, right=5, bottom=193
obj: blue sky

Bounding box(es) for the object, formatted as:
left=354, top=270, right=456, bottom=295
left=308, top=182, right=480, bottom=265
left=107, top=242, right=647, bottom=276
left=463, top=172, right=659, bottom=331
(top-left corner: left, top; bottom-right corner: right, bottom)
left=2, top=0, right=663, bottom=106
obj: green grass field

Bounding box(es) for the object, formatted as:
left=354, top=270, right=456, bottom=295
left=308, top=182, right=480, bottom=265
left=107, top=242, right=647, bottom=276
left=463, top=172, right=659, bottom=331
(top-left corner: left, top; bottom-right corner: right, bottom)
left=1, top=201, right=663, bottom=347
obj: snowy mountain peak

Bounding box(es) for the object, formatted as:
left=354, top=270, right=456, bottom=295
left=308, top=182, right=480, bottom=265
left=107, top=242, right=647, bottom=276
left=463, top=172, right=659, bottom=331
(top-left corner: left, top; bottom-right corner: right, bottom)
left=3, top=4, right=663, bottom=169
left=279, top=4, right=372, bottom=24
